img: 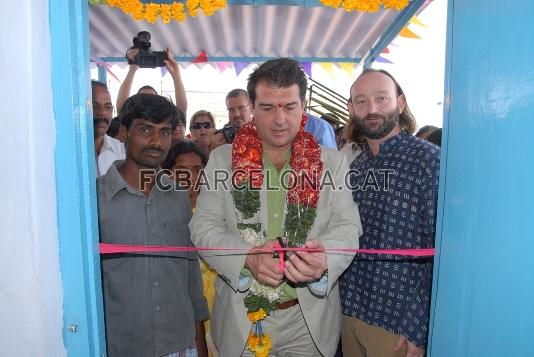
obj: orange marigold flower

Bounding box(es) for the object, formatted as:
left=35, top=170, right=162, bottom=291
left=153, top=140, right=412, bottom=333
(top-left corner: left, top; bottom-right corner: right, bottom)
left=247, top=308, right=267, bottom=322
left=144, top=3, right=160, bottom=23
left=160, top=4, right=172, bottom=23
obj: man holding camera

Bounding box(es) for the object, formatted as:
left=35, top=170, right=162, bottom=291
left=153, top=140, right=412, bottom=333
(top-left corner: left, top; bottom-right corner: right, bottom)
left=209, top=89, right=253, bottom=149
left=226, top=88, right=252, bottom=128
left=116, top=31, right=188, bottom=115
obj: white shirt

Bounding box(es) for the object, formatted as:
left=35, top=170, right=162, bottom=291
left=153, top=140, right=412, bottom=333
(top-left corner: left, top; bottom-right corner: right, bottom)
left=96, top=134, right=125, bottom=176
left=340, top=142, right=362, bottom=166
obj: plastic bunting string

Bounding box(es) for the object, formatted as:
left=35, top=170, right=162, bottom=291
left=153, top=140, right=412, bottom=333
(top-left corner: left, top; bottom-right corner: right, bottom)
left=100, top=243, right=435, bottom=257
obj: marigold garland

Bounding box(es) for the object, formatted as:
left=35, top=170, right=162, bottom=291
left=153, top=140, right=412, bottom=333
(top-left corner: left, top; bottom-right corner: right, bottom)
left=103, top=0, right=227, bottom=23
left=320, top=0, right=409, bottom=12
left=232, top=117, right=323, bottom=357
left=94, top=0, right=408, bottom=23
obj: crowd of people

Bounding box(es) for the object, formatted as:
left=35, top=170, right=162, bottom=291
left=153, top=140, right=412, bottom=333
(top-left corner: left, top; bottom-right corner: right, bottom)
left=92, top=56, right=441, bottom=357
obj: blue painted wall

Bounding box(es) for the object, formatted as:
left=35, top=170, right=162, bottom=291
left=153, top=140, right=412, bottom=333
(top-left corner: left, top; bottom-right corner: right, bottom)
left=429, top=0, right=534, bottom=356
left=50, top=1, right=106, bottom=356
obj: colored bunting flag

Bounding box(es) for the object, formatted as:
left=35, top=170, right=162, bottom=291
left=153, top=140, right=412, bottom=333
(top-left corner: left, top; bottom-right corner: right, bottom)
left=160, top=66, right=168, bottom=77
left=300, top=62, right=312, bottom=77
left=374, top=56, right=393, bottom=64
left=399, top=27, right=421, bottom=39
left=216, top=62, right=233, bottom=73
left=409, top=16, right=427, bottom=28
left=234, top=62, right=251, bottom=76
left=382, top=47, right=390, bottom=54
left=318, top=62, right=334, bottom=77
left=91, top=57, right=120, bottom=82
left=339, top=62, right=354, bottom=76
left=193, top=50, right=208, bottom=63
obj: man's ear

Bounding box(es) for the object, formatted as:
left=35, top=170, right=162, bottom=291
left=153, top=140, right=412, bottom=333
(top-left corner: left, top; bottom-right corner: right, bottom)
left=347, top=99, right=354, bottom=116
left=397, top=94, right=406, bottom=113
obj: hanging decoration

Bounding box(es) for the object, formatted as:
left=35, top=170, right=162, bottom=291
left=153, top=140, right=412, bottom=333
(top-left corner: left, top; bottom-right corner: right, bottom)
left=90, top=0, right=412, bottom=24
left=299, top=62, right=312, bottom=77
left=374, top=55, right=393, bottom=64
left=319, top=0, right=409, bottom=13
left=338, top=62, right=354, bottom=76
left=193, top=50, right=209, bottom=63
left=399, top=26, right=421, bottom=39
left=232, top=119, right=323, bottom=357
left=234, top=62, right=251, bottom=77
left=92, top=0, right=227, bottom=23
left=216, top=62, right=233, bottom=73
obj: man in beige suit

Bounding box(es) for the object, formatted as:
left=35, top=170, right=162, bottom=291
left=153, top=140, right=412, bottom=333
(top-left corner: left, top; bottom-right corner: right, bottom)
left=190, top=58, right=361, bottom=357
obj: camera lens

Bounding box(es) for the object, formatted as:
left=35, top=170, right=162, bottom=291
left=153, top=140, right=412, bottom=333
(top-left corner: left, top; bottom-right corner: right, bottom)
left=139, top=55, right=156, bottom=67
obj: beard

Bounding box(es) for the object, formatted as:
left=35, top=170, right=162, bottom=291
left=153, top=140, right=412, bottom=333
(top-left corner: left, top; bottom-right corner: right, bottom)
left=353, top=108, right=400, bottom=140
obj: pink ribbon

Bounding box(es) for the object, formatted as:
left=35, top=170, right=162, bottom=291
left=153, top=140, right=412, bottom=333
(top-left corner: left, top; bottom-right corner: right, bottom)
left=99, top=243, right=435, bottom=257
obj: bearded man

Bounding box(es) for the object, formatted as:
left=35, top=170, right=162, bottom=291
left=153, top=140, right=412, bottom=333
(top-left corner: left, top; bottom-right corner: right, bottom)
left=340, top=69, right=440, bottom=357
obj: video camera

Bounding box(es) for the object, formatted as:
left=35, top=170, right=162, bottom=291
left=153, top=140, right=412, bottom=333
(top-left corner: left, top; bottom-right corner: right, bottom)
left=217, top=122, right=238, bottom=144
left=127, top=31, right=168, bottom=68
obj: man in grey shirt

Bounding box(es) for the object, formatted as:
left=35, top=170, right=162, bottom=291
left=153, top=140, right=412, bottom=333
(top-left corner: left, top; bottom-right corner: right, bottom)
left=98, top=93, right=209, bottom=357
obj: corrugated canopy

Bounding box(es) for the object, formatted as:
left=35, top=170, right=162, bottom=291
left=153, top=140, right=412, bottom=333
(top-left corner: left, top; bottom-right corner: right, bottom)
left=89, top=0, right=424, bottom=65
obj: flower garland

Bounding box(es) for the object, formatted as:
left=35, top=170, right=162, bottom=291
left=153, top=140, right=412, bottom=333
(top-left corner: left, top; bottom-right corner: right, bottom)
left=92, top=0, right=227, bottom=23
left=232, top=119, right=323, bottom=357
left=320, top=0, right=409, bottom=12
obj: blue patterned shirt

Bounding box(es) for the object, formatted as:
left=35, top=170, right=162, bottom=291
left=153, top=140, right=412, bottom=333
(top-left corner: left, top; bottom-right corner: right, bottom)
left=340, top=132, right=440, bottom=348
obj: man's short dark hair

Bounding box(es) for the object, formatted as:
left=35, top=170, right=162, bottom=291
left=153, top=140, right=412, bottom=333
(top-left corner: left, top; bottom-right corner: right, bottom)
left=226, top=88, right=249, bottom=103
left=91, top=80, right=108, bottom=90
left=138, top=85, right=158, bottom=94
left=415, top=125, right=438, bottom=138
left=162, top=140, right=208, bottom=169
left=107, top=116, right=121, bottom=137
left=119, top=93, right=180, bottom=130
left=426, top=127, right=442, bottom=147
left=247, top=58, right=307, bottom=105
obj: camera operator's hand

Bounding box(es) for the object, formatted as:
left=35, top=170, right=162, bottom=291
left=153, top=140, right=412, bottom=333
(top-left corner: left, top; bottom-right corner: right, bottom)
left=163, top=48, right=188, bottom=113
left=163, top=48, right=180, bottom=78
left=209, top=131, right=226, bottom=150
left=125, top=48, right=140, bottom=70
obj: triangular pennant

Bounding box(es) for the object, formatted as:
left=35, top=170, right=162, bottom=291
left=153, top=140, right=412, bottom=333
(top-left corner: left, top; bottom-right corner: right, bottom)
left=91, top=57, right=121, bottom=83
left=160, top=66, right=168, bottom=77
left=180, top=62, right=193, bottom=70
left=193, top=50, right=208, bottom=63
left=300, top=62, right=312, bottom=77
left=399, top=27, right=421, bottom=39
left=339, top=62, right=354, bottom=76
left=318, top=62, right=334, bottom=77
left=409, top=16, right=427, bottom=28
left=216, top=62, right=233, bottom=73
left=382, top=47, right=390, bottom=54
left=234, top=62, right=251, bottom=77
left=374, top=56, right=393, bottom=64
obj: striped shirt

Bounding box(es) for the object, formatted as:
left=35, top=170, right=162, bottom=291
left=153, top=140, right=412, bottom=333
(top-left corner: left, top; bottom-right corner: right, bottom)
left=340, top=132, right=440, bottom=348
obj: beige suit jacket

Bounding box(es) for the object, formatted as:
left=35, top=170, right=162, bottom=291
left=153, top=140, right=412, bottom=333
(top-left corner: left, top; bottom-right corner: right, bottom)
left=190, top=144, right=362, bottom=357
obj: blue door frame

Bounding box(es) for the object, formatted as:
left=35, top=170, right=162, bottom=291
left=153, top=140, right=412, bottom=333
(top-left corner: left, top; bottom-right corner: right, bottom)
left=428, top=0, right=534, bottom=356
left=56, top=1, right=534, bottom=356
left=50, top=1, right=106, bottom=356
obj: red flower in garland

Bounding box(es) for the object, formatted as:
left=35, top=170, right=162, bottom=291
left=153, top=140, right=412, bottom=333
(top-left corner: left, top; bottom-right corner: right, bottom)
left=232, top=122, right=264, bottom=189
left=288, top=131, right=323, bottom=207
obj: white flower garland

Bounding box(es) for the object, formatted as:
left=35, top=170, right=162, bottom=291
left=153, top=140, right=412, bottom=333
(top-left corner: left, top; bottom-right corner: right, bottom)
left=239, top=224, right=285, bottom=303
